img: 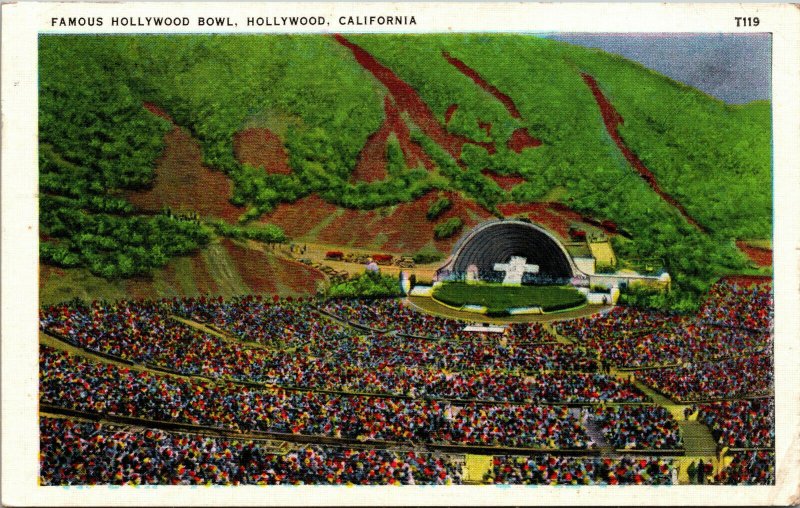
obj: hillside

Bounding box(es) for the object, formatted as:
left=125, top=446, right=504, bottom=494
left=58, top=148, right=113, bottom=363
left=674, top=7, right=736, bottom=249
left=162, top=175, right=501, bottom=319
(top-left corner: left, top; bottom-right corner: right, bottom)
left=38, top=34, right=772, bottom=308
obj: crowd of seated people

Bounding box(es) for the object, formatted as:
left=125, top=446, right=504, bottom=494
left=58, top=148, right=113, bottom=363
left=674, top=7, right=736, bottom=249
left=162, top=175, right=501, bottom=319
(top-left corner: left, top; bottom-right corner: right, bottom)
left=583, top=326, right=770, bottom=369
left=41, top=303, right=642, bottom=403
left=39, top=418, right=463, bottom=485
left=436, top=404, right=592, bottom=449
left=322, top=299, right=466, bottom=337
left=325, top=333, right=599, bottom=373
left=39, top=347, right=600, bottom=448
left=591, top=406, right=682, bottom=450
left=698, top=282, right=773, bottom=332
left=555, top=282, right=772, bottom=370
left=167, top=296, right=351, bottom=349
left=40, top=300, right=598, bottom=384
left=634, top=355, right=773, bottom=402
left=323, top=300, right=554, bottom=343
left=38, top=279, right=775, bottom=486
left=403, top=370, right=647, bottom=403
left=486, top=455, right=675, bottom=485
left=698, top=399, right=774, bottom=448
left=40, top=300, right=307, bottom=381
left=554, top=307, right=684, bottom=343
left=712, top=451, right=775, bottom=485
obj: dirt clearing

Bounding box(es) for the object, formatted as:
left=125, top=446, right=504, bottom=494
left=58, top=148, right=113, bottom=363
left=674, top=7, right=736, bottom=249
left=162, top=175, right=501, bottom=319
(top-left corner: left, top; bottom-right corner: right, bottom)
left=736, top=241, right=772, bottom=267
left=127, top=104, right=243, bottom=223
left=233, top=128, right=292, bottom=175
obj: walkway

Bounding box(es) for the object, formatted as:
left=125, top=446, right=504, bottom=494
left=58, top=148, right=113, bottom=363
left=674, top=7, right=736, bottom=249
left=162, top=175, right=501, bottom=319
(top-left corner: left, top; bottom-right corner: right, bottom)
left=575, top=407, right=614, bottom=455
left=406, top=295, right=612, bottom=323
left=630, top=377, right=720, bottom=484
left=464, top=454, right=493, bottom=484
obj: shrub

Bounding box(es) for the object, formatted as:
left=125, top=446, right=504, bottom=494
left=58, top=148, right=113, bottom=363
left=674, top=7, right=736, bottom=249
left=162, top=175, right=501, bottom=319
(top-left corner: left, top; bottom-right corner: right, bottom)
left=434, top=217, right=464, bottom=239
left=325, top=251, right=344, bottom=260
left=326, top=271, right=401, bottom=298
left=595, top=264, right=616, bottom=274
left=426, top=197, right=452, bottom=220
left=412, top=244, right=445, bottom=264
left=209, top=220, right=286, bottom=244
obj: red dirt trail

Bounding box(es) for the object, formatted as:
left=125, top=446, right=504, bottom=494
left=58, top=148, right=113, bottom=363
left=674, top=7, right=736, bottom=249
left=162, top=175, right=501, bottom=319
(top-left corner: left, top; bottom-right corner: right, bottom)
left=351, top=97, right=393, bottom=183
left=736, top=241, right=772, bottom=267
left=580, top=73, right=706, bottom=232
left=442, top=52, right=542, bottom=153
left=143, top=102, right=174, bottom=123
left=444, top=104, right=458, bottom=125
left=507, top=127, right=542, bottom=153
left=351, top=96, right=435, bottom=182
left=128, top=103, right=242, bottom=223
left=333, top=35, right=493, bottom=159
left=387, top=98, right=437, bottom=171
left=233, top=128, right=293, bottom=175
left=481, top=170, right=525, bottom=191
left=442, top=52, right=522, bottom=119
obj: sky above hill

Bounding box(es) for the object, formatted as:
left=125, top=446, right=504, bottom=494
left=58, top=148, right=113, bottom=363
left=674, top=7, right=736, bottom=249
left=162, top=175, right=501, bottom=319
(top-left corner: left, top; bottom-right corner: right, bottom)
left=544, top=33, right=771, bottom=104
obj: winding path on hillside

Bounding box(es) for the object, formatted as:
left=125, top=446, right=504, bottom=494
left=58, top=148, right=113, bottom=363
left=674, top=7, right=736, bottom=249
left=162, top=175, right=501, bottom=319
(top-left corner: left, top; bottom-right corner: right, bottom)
left=333, top=34, right=494, bottom=159
left=441, top=51, right=542, bottom=153
left=580, top=73, right=706, bottom=233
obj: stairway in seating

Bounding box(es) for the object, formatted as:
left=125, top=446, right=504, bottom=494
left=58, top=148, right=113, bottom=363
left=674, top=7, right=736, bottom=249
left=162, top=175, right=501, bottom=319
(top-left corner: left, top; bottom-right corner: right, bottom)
left=464, top=454, right=493, bottom=484
left=680, top=421, right=718, bottom=457
left=630, top=377, right=720, bottom=483
left=578, top=413, right=615, bottom=454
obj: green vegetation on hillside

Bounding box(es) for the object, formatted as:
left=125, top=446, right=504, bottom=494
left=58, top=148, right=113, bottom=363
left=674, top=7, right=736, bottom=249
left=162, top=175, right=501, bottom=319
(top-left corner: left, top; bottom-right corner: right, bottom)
left=39, top=34, right=770, bottom=308
left=207, top=220, right=286, bottom=244
left=568, top=49, right=771, bottom=239
left=434, top=217, right=464, bottom=239
left=354, top=34, right=766, bottom=308
left=326, top=271, right=402, bottom=298
left=427, top=197, right=452, bottom=220
left=39, top=41, right=211, bottom=278
left=433, top=282, right=587, bottom=314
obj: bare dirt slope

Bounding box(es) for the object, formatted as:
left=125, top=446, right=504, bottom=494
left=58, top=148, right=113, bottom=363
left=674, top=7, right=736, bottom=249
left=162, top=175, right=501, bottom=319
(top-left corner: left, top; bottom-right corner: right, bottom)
left=126, top=103, right=243, bottom=223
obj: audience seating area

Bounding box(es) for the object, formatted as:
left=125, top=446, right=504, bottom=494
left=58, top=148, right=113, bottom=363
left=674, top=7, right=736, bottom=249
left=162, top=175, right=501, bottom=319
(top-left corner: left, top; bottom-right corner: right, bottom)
left=38, top=281, right=774, bottom=485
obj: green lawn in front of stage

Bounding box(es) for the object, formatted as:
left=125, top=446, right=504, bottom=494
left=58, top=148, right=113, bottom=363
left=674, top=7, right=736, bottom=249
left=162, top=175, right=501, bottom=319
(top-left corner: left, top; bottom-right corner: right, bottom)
left=432, top=282, right=586, bottom=314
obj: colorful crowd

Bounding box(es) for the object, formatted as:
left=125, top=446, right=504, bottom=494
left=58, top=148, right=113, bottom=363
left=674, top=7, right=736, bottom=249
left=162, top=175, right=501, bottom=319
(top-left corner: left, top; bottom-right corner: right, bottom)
left=39, top=346, right=596, bottom=448
left=698, top=399, right=774, bottom=448
left=711, top=451, right=775, bottom=485
left=37, top=279, right=774, bottom=485
left=591, top=406, right=682, bottom=450
left=39, top=418, right=463, bottom=485
left=634, top=355, right=773, bottom=402
left=555, top=282, right=772, bottom=370
left=486, top=455, right=675, bottom=485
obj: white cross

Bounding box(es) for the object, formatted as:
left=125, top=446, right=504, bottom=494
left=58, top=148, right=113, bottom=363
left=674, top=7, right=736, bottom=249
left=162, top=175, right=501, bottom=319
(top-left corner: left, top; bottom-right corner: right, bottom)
left=493, top=256, right=539, bottom=285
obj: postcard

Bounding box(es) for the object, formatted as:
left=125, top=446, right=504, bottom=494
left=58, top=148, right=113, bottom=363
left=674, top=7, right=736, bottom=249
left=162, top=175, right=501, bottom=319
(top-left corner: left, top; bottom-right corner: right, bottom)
left=2, top=1, right=799, bottom=505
